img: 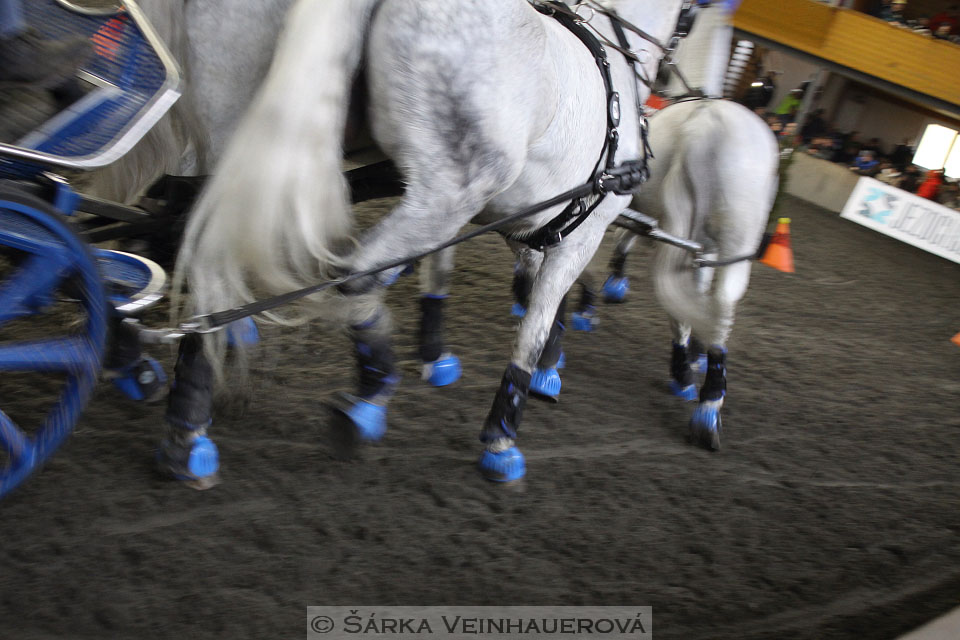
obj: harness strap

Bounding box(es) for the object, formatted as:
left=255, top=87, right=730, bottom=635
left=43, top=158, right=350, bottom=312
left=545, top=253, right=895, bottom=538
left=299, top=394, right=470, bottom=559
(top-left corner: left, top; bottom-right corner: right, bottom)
left=523, top=1, right=643, bottom=251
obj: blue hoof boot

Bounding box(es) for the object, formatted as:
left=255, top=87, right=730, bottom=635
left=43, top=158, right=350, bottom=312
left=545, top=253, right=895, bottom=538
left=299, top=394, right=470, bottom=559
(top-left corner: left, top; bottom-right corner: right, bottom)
left=689, top=403, right=722, bottom=451
left=157, top=431, right=220, bottom=490
left=109, top=356, right=167, bottom=403
left=422, top=353, right=462, bottom=387
left=530, top=367, right=561, bottom=403
left=345, top=398, right=388, bottom=442
left=572, top=309, right=598, bottom=331
left=602, top=275, right=629, bottom=303
left=669, top=380, right=698, bottom=402
left=556, top=352, right=566, bottom=370
left=227, top=317, right=259, bottom=347
left=511, top=302, right=527, bottom=317
left=478, top=446, right=526, bottom=482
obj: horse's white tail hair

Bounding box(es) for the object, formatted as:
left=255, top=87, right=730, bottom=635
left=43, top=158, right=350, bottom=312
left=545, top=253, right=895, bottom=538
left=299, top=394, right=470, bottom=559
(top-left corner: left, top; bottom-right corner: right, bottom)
left=85, top=0, right=204, bottom=203
left=174, top=0, right=381, bottom=327
left=652, top=112, right=777, bottom=343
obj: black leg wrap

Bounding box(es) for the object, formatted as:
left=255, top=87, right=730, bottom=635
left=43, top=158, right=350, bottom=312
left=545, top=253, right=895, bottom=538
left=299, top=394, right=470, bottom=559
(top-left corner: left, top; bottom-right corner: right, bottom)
left=481, top=364, right=532, bottom=442
left=104, top=316, right=142, bottom=370
left=700, top=348, right=727, bottom=402
left=418, top=296, right=446, bottom=363
left=350, top=318, right=398, bottom=399
left=671, top=341, right=694, bottom=387
left=576, top=277, right=597, bottom=314
left=512, top=270, right=533, bottom=309
left=687, top=337, right=706, bottom=365
left=609, top=249, right=628, bottom=278
left=537, top=296, right=567, bottom=369
left=136, top=175, right=207, bottom=270
left=165, top=334, right=213, bottom=431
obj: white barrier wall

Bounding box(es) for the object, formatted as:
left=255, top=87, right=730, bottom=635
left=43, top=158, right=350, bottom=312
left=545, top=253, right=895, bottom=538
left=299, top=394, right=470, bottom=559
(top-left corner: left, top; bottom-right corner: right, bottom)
left=840, top=176, right=960, bottom=264
left=784, top=152, right=861, bottom=212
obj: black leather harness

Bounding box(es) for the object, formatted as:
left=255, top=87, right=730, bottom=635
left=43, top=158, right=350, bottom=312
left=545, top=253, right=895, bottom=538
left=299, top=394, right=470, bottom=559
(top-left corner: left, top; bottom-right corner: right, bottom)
left=520, top=1, right=652, bottom=251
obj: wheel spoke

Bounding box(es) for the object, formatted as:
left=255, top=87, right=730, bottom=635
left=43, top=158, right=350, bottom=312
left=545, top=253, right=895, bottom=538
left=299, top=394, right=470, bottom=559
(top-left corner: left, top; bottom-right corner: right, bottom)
left=0, top=410, right=32, bottom=463
left=0, top=254, right=70, bottom=326
left=0, top=336, right=97, bottom=373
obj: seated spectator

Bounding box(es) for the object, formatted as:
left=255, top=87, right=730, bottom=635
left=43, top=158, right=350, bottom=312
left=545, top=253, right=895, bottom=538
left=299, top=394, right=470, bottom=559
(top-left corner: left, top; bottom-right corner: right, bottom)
left=876, top=161, right=902, bottom=185
left=937, top=180, right=960, bottom=209
left=898, top=165, right=922, bottom=192
left=916, top=169, right=944, bottom=200
left=851, top=150, right=880, bottom=175
left=800, top=108, right=828, bottom=144
left=934, top=23, right=954, bottom=39
left=929, top=4, right=959, bottom=35
left=890, top=139, right=913, bottom=171
left=885, top=0, right=907, bottom=25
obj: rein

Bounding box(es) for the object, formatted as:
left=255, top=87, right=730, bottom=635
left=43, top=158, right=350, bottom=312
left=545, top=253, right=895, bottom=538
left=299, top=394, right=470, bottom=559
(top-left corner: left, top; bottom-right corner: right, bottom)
left=136, top=1, right=709, bottom=341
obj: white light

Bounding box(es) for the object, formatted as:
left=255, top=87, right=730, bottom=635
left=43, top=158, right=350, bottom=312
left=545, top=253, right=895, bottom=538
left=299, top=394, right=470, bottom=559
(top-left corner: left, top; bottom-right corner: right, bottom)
left=912, top=124, right=957, bottom=171
left=750, top=81, right=763, bottom=87
left=944, top=138, right=960, bottom=179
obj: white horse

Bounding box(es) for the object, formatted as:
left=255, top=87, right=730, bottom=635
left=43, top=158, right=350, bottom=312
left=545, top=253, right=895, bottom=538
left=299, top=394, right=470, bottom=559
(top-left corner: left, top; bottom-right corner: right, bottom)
left=597, top=98, right=778, bottom=449
left=170, top=0, right=688, bottom=484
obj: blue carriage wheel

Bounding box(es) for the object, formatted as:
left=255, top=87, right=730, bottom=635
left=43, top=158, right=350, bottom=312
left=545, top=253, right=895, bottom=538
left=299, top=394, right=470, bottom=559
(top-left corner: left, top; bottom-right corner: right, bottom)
left=0, top=188, right=108, bottom=498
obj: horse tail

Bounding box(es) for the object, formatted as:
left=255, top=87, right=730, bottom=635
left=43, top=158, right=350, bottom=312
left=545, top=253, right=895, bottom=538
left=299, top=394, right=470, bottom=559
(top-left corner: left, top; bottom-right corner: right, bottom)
left=86, top=0, right=204, bottom=203
left=652, top=147, right=717, bottom=342
left=652, top=102, right=777, bottom=344
left=174, top=0, right=380, bottom=326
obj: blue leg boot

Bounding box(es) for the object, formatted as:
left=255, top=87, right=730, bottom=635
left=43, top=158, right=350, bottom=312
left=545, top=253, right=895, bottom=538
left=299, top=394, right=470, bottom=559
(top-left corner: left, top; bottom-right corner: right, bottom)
left=688, top=347, right=726, bottom=451
left=107, top=356, right=168, bottom=403
left=156, top=426, right=220, bottom=490
left=422, top=353, right=462, bottom=387
left=602, top=275, right=629, bottom=303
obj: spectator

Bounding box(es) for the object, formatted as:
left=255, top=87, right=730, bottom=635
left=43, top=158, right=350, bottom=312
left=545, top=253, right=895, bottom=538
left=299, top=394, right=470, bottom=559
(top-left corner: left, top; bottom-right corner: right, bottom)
left=881, top=0, right=908, bottom=25
left=898, top=165, right=922, bottom=192
left=851, top=149, right=880, bottom=175
left=876, top=161, right=902, bottom=185
left=937, top=180, right=960, bottom=209
left=916, top=169, right=944, bottom=200
left=929, top=4, right=960, bottom=36
left=890, top=139, right=913, bottom=171
left=743, top=71, right=778, bottom=112
left=773, top=87, right=803, bottom=124
left=800, top=108, right=829, bottom=144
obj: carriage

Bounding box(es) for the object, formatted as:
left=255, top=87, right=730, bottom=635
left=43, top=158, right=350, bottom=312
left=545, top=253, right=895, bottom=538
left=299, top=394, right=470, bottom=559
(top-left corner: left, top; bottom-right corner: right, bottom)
left=0, top=0, right=183, bottom=497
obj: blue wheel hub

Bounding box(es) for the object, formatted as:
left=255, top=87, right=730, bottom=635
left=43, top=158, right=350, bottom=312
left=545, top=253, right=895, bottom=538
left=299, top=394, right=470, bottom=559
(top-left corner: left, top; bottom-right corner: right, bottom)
left=422, top=353, right=462, bottom=387
left=108, top=355, right=167, bottom=403
left=477, top=445, right=526, bottom=482
left=602, top=275, right=629, bottom=303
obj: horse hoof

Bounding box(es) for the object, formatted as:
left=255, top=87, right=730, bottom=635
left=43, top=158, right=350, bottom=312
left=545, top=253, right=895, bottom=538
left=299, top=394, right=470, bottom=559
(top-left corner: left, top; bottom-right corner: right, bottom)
left=422, top=353, right=462, bottom=387
left=107, top=356, right=167, bottom=403
left=602, top=275, right=629, bottom=303
left=226, top=317, right=259, bottom=347
left=511, top=302, right=527, bottom=317
left=689, top=403, right=722, bottom=451
left=669, top=380, right=698, bottom=402
left=572, top=308, right=598, bottom=331
left=156, top=432, right=220, bottom=490
left=345, top=396, right=388, bottom=442
left=477, top=446, right=526, bottom=482
left=529, top=367, right=561, bottom=403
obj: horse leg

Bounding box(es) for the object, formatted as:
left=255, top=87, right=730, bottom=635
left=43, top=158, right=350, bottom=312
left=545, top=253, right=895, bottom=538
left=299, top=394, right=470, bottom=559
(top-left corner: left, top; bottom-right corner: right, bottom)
left=603, top=228, right=638, bottom=303
left=478, top=224, right=608, bottom=482
left=157, top=334, right=220, bottom=489
left=668, top=318, right=698, bottom=401
left=529, top=295, right=566, bottom=402
left=103, top=316, right=168, bottom=403
left=418, top=247, right=462, bottom=387
left=688, top=260, right=751, bottom=451
left=510, top=243, right=541, bottom=318
left=328, top=291, right=400, bottom=450
left=570, top=272, right=598, bottom=332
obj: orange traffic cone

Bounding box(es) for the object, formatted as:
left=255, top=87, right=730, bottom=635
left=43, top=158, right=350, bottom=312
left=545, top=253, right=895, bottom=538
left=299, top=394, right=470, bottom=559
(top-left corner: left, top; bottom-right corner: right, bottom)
left=951, top=332, right=960, bottom=348
left=760, top=217, right=795, bottom=273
